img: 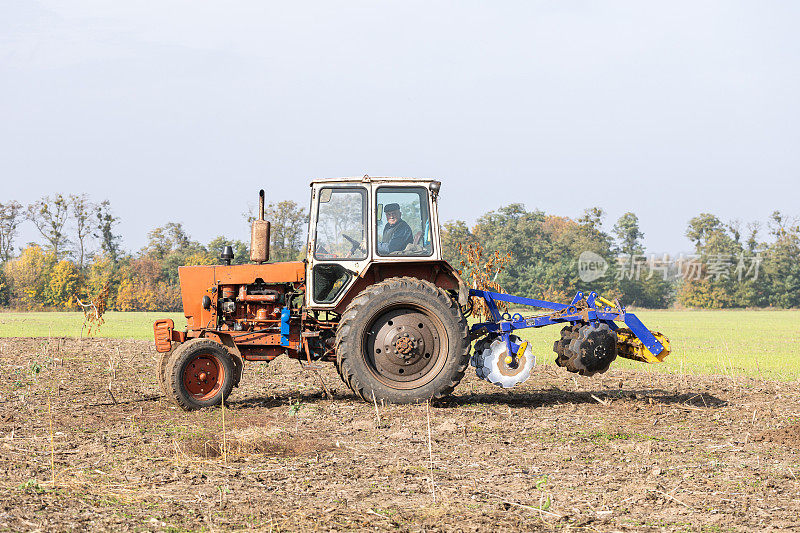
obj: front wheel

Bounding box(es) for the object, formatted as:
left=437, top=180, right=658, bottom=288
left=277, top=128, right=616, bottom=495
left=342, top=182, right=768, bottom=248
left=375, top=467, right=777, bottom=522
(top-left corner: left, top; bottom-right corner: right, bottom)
left=164, top=339, right=236, bottom=411
left=335, top=277, right=470, bottom=404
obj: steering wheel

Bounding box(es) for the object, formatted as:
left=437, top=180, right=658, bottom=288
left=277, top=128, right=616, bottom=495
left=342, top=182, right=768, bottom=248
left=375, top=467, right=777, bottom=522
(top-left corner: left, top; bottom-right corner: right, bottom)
left=341, top=233, right=365, bottom=257
left=315, top=243, right=334, bottom=258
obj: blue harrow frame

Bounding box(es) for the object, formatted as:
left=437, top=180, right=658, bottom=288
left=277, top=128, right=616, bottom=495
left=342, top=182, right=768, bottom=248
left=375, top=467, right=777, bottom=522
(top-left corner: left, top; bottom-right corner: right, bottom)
left=469, top=288, right=666, bottom=361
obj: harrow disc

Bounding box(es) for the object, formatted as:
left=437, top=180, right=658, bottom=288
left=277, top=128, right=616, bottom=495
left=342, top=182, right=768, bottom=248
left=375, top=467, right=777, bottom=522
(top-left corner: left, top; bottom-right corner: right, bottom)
left=553, top=324, right=580, bottom=368
left=470, top=337, right=490, bottom=380
left=472, top=335, right=535, bottom=388
left=560, top=322, right=617, bottom=376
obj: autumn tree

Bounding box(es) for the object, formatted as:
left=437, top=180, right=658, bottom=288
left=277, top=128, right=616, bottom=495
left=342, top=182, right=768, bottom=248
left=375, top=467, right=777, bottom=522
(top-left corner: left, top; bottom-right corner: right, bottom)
left=613, top=212, right=645, bottom=256
left=26, top=194, right=71, bottom=259
left=141, top=222, right=205, bottom=288
left=70, top=193, right=94, bottom=268
left=143, top=222, right=192, bottom=260
left=115, top=257, right=181, bottom=311
left=4, top=245, right=53, bottom=308
left=0, top=201, right=23, bottom=261
left=266, top=200, right=308, bottom=261
left=471, top=204, right=617, bottom=300
left=95, top=200, right=121, bottom=263
left=247, top=200, right=308, bottom=261
left=84, top=253, right=118, bottom=309
left=0, top=268, right=9, bottom=306
left=440, top=220, right=477, bottom=267
left=46, top=260, right=81, bottom=308
left=578, top=206, right=606, bottom=231
left=761, top=211, right=800, bottom=308
left=685, top=213, right=737, bottom=253
left=677, top=212, right=770, bottom=308
left=611, top=212, right=672, bottom=308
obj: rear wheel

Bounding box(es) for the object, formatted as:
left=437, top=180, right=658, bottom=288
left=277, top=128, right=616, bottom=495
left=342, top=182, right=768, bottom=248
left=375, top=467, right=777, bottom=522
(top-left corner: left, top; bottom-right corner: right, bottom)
left=165, top=339, right=236, bottom=411
left=335, top=277, right=469, bottom=404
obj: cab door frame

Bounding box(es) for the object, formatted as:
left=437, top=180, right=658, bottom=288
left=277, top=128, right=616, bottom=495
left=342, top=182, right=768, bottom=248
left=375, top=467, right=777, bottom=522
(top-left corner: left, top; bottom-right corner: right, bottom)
left=305, top=183, right=372, bottom=309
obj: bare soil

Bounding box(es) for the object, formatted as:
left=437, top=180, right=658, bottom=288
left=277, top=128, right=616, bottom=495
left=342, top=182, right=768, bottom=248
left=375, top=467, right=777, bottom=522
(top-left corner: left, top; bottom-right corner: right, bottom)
left=1, top=337, right=799, bottom=532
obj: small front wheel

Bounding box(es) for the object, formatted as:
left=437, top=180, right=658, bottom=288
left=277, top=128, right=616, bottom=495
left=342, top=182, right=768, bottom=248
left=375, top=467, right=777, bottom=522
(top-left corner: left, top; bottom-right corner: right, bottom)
left=164, top=339, right=236, bottom=411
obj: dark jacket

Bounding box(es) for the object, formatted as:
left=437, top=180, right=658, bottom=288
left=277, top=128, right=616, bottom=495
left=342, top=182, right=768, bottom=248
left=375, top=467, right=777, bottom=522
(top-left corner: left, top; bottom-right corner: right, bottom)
left=380, top=219, right=413, bottom=254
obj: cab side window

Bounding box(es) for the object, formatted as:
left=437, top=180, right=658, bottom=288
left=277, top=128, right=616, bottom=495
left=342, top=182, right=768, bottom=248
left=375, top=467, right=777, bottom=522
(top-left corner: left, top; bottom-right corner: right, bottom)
left=314, top=188, right=367, bottom=261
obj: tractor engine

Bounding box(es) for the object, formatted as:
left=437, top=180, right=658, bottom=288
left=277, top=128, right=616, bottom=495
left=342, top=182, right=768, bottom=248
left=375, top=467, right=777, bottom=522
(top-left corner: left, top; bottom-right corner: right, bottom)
left=215, top=281, right=291, bottom=333
left=155, top=257, right=310, bottom=364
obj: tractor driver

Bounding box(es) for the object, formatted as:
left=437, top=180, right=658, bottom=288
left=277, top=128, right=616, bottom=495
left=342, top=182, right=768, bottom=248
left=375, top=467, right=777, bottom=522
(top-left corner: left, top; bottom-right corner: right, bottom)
left=378, top=203, right=413, bottom=255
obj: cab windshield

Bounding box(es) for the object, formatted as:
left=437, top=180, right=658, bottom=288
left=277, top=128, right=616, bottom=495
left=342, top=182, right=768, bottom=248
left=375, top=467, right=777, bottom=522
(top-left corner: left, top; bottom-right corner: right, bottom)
left=376, top=186, right=432, bottom=257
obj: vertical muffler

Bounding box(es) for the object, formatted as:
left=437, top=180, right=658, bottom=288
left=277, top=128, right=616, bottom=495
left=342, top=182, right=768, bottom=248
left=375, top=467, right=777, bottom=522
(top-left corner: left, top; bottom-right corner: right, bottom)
left=250, top=189, right=270, bottom=263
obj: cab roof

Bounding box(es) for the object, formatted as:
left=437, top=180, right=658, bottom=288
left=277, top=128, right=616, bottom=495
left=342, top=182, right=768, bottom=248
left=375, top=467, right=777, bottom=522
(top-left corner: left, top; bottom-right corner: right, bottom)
left=309, top=176, right=439, bottom=186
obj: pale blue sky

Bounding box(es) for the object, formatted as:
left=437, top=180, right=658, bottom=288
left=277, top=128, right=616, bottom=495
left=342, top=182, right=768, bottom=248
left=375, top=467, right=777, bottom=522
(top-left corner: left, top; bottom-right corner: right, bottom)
left=2, top=1, right=798, bottom=255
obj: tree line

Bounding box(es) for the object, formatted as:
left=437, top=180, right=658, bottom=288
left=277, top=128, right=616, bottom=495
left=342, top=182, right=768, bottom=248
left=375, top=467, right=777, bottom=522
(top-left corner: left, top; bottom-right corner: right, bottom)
left=441, top=205, right=800, bottom=309
left=0, top=194, right=798, bottom=310
left=0, top=195, right=307, bottom=311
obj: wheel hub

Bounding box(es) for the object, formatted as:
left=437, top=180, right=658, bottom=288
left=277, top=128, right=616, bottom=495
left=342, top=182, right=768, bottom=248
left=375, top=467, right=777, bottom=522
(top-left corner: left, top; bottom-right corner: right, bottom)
left=367, top=308, right=442, bottom=385
left=183, top=354, right=223, bottom=399
left=393, top=333, right=418, bottom=357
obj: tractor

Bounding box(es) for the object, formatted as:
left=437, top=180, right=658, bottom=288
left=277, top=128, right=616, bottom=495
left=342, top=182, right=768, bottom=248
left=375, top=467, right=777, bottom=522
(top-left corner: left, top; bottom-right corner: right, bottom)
left=154, top=177, right=669, bottom=410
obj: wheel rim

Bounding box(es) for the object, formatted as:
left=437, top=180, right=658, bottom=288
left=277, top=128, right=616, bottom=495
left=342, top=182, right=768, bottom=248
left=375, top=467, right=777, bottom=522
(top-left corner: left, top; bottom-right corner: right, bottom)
left=364, top=306, right=448, bottom=389
left=495, top=336, right=531, bottom=378
left=183, top=353, right=225, bottom=400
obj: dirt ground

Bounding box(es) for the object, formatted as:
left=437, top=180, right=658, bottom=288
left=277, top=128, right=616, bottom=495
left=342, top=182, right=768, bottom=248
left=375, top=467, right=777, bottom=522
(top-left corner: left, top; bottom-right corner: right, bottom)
left=1, top=338, right=799, bottom=532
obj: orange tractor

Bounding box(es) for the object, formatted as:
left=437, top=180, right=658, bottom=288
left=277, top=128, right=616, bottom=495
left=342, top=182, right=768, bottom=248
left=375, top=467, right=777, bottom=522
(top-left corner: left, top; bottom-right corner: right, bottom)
left=154, top=177, right=669, bottom=410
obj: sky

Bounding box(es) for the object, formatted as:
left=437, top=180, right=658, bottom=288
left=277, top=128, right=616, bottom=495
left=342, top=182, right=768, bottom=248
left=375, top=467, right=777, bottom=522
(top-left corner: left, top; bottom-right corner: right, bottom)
left=2, top=1, right=798, bottom=257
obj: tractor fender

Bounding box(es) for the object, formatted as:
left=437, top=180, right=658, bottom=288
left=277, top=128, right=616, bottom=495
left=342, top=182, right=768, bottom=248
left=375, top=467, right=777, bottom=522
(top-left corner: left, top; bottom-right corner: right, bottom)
left=333, top=260, right=465, bottom=313
left=448, top=265, right=470, bottom=308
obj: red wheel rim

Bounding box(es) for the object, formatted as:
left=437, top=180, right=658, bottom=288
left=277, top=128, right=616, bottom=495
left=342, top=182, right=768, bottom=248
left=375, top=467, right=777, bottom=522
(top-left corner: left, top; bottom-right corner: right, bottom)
left=183, top=353, right=225, bottom=400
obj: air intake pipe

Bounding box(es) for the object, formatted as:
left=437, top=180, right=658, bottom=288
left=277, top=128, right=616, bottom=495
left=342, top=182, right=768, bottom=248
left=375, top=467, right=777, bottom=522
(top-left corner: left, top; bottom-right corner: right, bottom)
left=250, top=189, right=270, bottom=263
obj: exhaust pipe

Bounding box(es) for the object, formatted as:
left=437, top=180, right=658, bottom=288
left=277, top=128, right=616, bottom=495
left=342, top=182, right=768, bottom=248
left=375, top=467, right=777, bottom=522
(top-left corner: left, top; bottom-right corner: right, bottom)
left=250, top=189, right=270, bottom=263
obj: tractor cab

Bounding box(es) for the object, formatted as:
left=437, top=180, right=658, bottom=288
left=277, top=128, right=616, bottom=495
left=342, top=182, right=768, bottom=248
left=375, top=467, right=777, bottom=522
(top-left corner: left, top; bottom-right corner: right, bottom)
left=305, top=176, right=448, bottom=310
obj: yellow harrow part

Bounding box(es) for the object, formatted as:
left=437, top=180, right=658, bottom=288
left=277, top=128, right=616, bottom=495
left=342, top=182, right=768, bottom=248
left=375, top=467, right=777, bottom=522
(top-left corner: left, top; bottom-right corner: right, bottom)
left=616, top=328, right=671, bottom=363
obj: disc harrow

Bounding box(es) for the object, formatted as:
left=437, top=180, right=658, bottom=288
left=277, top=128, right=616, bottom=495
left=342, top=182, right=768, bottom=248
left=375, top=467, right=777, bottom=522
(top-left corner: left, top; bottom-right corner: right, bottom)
left=469, top=289, right=670, bottom=389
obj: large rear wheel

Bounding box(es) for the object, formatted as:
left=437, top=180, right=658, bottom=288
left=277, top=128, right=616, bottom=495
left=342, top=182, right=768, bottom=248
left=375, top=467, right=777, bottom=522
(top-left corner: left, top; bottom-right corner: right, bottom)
left=164, top=338, right=236, bottom=411
left=335, top=277, right=469, bottom=404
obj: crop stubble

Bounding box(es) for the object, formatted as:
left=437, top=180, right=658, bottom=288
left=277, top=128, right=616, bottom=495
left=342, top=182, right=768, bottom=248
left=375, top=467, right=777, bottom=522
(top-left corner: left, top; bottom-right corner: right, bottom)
left=1, top=337, right=799, bottom=531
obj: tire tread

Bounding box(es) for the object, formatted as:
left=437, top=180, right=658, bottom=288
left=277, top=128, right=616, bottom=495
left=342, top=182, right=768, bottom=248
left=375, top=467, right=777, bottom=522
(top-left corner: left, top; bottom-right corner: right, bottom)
left=334, top=276, right=469, bottom=403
